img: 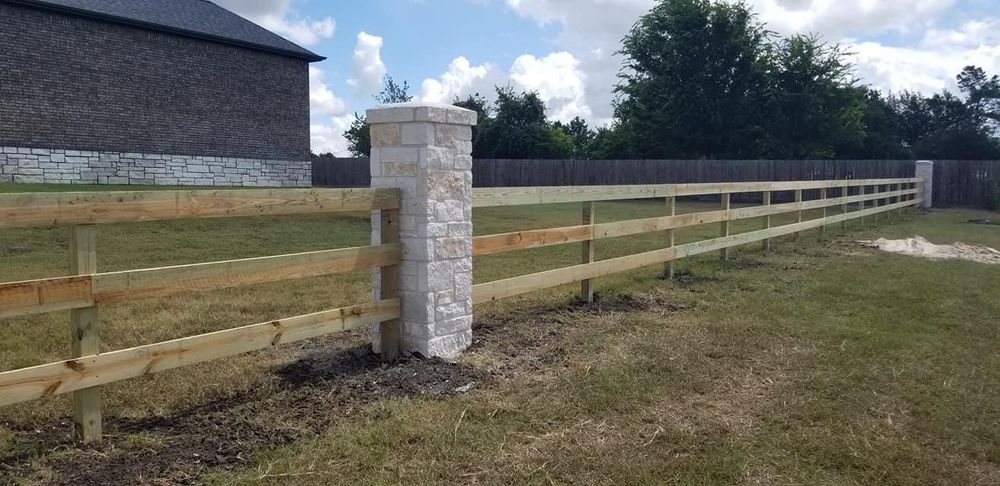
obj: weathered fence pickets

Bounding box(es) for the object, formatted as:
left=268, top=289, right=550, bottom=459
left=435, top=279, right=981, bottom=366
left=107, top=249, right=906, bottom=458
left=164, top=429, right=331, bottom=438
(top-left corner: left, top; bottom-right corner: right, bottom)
left=312, top=157, right=998, bottom=208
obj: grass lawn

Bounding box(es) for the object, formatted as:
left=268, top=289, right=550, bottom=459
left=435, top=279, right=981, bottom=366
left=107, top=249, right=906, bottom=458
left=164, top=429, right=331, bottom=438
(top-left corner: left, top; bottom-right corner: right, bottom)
left=1, top=183, right=998, bottom=484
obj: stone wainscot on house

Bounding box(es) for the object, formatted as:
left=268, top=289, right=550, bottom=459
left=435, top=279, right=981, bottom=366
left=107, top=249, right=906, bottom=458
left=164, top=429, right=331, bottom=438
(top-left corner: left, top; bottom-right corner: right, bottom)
left=0, top=0, right=324, bottom=187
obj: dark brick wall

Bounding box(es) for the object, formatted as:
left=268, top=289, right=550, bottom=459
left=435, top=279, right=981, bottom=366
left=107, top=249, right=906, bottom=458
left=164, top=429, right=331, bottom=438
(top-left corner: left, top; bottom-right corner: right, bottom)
left=0, top=2, right=311, bottom=160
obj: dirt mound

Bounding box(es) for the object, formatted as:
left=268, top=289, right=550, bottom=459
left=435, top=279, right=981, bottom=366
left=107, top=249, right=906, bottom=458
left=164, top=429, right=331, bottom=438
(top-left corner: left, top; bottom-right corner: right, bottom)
left=859, top=236, right=1000, bottom=264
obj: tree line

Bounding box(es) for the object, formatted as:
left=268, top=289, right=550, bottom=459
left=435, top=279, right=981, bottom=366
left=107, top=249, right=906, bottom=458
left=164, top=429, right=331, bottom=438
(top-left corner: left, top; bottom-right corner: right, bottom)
left=325, top=0, right=1000, bottom=161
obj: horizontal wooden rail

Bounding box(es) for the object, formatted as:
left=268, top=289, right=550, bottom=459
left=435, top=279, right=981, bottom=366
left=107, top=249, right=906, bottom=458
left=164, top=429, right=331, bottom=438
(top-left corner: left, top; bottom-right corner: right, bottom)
left=473, top=188, right=918, bottom=256
left=473, top=178, right=920, bottom=207
left=0, top=299, right=400, bottom=407
left=0, top=244, right=400, bottom=320
left=472, top=198, right=918, bottom=303
left=0, top=188, right=401, bottom=228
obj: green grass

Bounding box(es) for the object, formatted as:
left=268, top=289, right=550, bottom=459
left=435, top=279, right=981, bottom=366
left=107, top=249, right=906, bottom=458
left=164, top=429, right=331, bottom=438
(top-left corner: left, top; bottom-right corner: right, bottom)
left=1, top=183, right=999, bottom=484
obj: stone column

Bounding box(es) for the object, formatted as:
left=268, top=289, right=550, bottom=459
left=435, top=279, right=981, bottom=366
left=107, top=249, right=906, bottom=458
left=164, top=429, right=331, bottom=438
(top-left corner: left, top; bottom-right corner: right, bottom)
left=915, top=160, right=934, bottom=209
left=369, top=102, right=477, bottom=359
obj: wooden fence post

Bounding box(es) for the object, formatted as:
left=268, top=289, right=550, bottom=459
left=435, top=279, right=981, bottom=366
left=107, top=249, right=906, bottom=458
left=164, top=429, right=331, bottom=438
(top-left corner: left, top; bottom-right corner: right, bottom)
left=378, top=208, right=400, bottom=362
left=762, top=191, right=771, bottom=252
left=720, top=193, right=731, bottom=261
left=820, top=187, right=828, bottom=236
left=860, top=186, right=867, bottom=225
left=895, top=184, right=906, bottom=216
left=664, top=196, right=675, bottom=279
left=794, top=189, right=803, bottom=240
left=842, top=186, right=849, bottom=230
left=581, top=201, right=596, bottom=302
left=874, top=185, right=881, bottom=224
left=70, top=224, right=101, bottom=443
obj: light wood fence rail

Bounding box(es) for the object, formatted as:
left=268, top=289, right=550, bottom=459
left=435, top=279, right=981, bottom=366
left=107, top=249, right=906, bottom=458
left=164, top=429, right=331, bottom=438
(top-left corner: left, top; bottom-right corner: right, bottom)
left=471, top=179, right=922, bottom=304
left=0, top=180, right=922, bottom=443
left=0, top=188, right=402, bottom=442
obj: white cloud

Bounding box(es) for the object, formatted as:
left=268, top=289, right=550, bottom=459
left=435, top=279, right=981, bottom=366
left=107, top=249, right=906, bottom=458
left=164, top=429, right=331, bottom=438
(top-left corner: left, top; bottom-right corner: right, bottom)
left=850, top=19, right=1000, bottom=94
left=311, top=114, right=356, bottom=155
left=307, top=67, right=355, bottom=155
left=214, top=0, right=335, bottom=46
left=505, top=0, right=998, bottom=126
left=748, top=0, right=955, bottom=37
left=420, top=57, right=502, bottom=103
left=309, top=67, right=347, bottom=115
left=347, top=32, right=388, bottom=99
left=418, top=52, right=591, bottom=123
left=506, top=0, right=652, bottom=123
left=510, top=52, right=591, bottom=121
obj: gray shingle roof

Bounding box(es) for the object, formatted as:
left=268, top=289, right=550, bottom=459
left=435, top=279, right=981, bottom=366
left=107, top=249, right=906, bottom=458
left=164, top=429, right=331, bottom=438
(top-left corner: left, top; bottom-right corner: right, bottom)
left=7, top=0, right=325, bottom=61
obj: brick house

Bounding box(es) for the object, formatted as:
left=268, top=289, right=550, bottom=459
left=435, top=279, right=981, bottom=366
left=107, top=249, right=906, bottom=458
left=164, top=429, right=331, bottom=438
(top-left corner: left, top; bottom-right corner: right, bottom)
left=0, top=0, right=324, bottom=187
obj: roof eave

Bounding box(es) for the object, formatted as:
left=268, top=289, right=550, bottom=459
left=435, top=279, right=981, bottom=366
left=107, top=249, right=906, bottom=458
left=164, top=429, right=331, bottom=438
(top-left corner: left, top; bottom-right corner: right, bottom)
left=7, top=0, right=326, bottom=62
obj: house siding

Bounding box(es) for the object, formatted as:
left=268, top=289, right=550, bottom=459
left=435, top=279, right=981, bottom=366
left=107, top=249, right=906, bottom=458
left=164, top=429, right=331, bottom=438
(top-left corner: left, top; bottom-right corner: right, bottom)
left=0, top=2, right=312, bottom=163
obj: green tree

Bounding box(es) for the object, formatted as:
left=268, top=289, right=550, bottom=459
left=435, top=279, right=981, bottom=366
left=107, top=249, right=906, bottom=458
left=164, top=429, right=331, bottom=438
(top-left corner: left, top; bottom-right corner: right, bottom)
left=765, top=35, right=866, bottom=158
left=474, top=87, right=573, bottom=159
left=453, top=93, right=492, bottom=158
left=615, top=0, right=772, bottom=158
left=343, top=76, right=413, bottom=157
left=957, top=65, right=1000, bottom=134
left=587, top=123, right=636, bottom=160
left=553, top=117, right=596, bottom=159
left=850, top=88, right=910, bottom=159
left=889, top=67, right=1000, bottom=159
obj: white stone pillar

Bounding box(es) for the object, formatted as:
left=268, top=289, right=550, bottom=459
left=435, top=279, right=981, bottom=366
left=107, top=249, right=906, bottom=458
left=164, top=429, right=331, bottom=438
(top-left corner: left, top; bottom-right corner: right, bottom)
left=915, top=160, right=934, bottom=209
left=369, top=102, right=477, bottom=359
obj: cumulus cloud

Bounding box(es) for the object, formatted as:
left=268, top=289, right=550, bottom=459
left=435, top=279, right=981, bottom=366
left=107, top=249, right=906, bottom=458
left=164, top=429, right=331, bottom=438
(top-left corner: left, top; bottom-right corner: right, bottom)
left=418, top=52, right=591, bottom=122
left=506, top=0, right=652, bottom=123
left=348, top=32, right=388, bottom=98
left=850, top=19, right=1000, bottom=94
left=420, top=57, right=503, bottom=103
left=311, top=114, right=356, bottom=155
left=748, top=0, right=955, bottom=37
left=307, top=67, right=354, bottom=155
left=510, top=52, right=591, bottom=121
left=505, top=0, right=998, bottom=125
left=309, top=67, right=347, bottom=115
left=215, top=0, right=335, bottom=46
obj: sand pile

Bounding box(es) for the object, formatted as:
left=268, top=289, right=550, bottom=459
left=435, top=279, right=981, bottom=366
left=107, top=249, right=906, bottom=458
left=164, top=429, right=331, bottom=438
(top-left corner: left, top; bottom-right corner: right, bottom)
left=859, top=236, right=1000, bottom=264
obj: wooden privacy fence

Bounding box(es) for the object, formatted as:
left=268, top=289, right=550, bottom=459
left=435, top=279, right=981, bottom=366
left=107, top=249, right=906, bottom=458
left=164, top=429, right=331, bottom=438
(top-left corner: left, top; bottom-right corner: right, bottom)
left=313, top=157, right=999, bottom=208
left=0, top=188, right=403, bottom=442
left=468, top=178, right=922, bottom=304
left=312, top=157, right=915, bottom=191
left=932, top=160, right=1000, bottom=208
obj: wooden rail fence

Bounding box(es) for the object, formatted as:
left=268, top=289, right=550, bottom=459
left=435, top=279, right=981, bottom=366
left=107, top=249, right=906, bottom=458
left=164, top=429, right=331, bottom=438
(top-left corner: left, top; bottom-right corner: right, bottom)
left=0, top=188, right=403, bottom=442
left=469, top=178, right=922, bottom=304
left=0, top=177, right=923, bottom=443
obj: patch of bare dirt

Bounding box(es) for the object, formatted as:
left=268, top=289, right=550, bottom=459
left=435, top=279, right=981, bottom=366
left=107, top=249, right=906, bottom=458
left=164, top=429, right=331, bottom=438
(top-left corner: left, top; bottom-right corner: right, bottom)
left=2, top=335, right=489, bottom=486
left=2, top=292, right=692, bottom=485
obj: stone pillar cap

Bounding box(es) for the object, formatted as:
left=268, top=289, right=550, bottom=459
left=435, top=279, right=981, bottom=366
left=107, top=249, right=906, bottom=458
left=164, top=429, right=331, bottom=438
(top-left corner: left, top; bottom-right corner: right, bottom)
left=915, top=160, right=934, bottom=165
left=367, top=102, right=477, bottom=126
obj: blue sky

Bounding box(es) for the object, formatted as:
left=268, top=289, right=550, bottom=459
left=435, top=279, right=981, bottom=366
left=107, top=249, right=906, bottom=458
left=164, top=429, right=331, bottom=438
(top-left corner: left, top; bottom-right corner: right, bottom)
left=215, top=0, right=1000, bottom=155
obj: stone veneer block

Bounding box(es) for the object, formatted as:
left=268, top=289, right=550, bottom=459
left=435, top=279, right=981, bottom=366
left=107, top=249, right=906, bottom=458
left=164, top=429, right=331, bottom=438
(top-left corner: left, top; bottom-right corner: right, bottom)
left=368, top=102, right=477, bottom=359
left=0, top=147, right=310, bottom=187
